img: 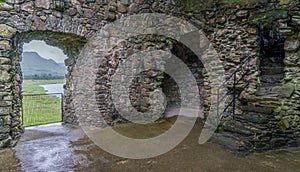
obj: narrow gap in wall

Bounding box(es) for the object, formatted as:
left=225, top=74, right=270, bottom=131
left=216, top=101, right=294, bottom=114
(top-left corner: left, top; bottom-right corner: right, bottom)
left=259, top=23, right=285, bottom=84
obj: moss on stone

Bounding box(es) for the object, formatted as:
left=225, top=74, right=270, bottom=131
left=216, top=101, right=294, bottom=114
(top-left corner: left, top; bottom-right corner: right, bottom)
left=179, top=0, right=260, bottom=11
left=249, top=10, right=288, bottom=23
left=0, top=18, right=11, bottom=24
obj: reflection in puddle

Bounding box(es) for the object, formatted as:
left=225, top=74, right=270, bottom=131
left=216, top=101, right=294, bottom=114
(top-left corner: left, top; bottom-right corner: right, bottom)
left=0, top=121, right=298, bottom=172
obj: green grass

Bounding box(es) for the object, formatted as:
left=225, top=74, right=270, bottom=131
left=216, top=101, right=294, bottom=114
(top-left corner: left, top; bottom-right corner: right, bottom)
left=22, top=79, right=65, bottom=94
left=22, top=79, right=65, bottom=127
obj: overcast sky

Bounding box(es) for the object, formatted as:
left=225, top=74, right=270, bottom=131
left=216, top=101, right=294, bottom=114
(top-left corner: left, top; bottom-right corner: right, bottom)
left=23, top=40, right=68, bottom=63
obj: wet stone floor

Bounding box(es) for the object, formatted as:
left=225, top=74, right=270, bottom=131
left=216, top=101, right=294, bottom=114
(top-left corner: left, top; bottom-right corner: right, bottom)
left=0, top=119, right=299, bottom=172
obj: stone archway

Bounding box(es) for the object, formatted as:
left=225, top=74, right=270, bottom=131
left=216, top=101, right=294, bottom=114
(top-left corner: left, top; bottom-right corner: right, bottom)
left=0, top=30, right=87, bottom=147
left=0, top=0, right=197, bottom=148
left=15, top=31, right=87, bottom=124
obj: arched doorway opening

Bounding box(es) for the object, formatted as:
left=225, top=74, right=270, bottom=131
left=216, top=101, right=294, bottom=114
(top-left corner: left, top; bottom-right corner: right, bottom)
left=94, top=36, right=205, bottom=127
left=259, top=23, right=285, bottom=84
left=13, top=31, right=87, bottom=126
left=21, top=40, right=68, bottom=126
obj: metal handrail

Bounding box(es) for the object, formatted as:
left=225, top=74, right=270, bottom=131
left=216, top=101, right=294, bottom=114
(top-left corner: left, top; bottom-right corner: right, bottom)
left=22, top=93, right=63, bottom=96
left=217, top=55, right=254, bottom=119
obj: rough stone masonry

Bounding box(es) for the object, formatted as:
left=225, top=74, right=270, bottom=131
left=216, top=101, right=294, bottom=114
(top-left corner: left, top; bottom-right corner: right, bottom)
left=0, top=0, right=299, bottom=153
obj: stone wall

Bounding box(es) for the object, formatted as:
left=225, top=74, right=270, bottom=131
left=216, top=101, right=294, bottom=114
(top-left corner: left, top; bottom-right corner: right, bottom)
left=94, top=35, right=205, bottom=126
left=16, top=31, right=87, bottom=125
left=0, top=0, right=183, bottom=148
left=204, top=0, right=300, bottom=153
left=0, top=0, right=299, bottom=153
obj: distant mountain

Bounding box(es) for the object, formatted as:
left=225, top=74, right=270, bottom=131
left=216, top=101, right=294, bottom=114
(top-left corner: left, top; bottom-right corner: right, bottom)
left=21, top=52, right=67, bottom=78
left=58, top=63, right=66, bottom=68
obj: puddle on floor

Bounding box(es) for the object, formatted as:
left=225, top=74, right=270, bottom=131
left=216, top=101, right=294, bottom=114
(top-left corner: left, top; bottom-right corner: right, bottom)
left=0, top=149, right=21, bottom=172
left=14, top=123, right=84, bottom=172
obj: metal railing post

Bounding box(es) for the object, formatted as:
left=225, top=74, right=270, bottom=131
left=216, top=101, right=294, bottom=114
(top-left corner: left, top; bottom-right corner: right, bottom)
left=21, top=97, right=24, bottom=125
left=61, top=93, right=64, bottom=123
left=216, top=55, right=253, bottom=120
left=233, top=73, right=236, bottom=120
left=217, top=87, right=220, bottom=118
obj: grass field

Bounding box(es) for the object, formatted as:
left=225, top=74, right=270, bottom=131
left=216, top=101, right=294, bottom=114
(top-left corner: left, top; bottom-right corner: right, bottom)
left=22, top=79, right=65, bottom=127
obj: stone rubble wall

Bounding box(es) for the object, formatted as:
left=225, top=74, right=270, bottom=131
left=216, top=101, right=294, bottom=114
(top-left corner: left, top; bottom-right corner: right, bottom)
left=94, top=35, right=205, bottom=126
left=281, top=3, right=300, bottom=148
left=0, top=0, right=182, bottom=147
left=0, top=0, right=299, bottom=152
left=198, top=0, right=300, bottom=152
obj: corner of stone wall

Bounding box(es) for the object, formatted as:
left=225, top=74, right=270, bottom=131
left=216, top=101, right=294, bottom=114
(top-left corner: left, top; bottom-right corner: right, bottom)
left=213, top=1, right=300, bottom=153
left=0, top=24, right=23, bottom=148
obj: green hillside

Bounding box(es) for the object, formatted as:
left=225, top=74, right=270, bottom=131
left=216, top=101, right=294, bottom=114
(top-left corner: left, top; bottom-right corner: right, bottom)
left=21, top=52, right=66, bottom=79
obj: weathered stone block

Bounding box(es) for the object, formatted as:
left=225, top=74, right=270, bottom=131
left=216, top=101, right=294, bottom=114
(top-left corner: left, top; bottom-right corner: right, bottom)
left=0, top=136, right=11, bottom=148
left=223, top=121, right=253, bottom=136
left=0, top=70, right=10, bottom=82
left=0, top=57, right=10, bottom=65
left=0, top=125, right=10, bottom=134
left=69, top=8, right=77, bottom=16
left=292, top=17, right=300, bottom=25
left=35, top=0, right=51, bottom=9
left=13, top=0, right=25, bottom=4
left=236, top=10, right=249, bottom=18
left=54, top=0, right=64, bottom=12
left=21, top=1, right=34, bottom=13
left=284, top=39, right=299, bottom=52
left=0, top=133, right=8, bottom=140
left=296, top=84, right=300, bottom=91
left=0, top=116, right=11, bottom=126
left=128, top=3, right=139, bottom=14
left=117, top=2, right=127, bottom=13
left=271, top=84, right=295, bottom=98
left=0, top=3, right=13, bottom=11
left=83, top=9, right=94, bottom=18
left=0, top=24, right=17, bottom=38
left=105, top=11, right=116, bottom=20
left=0, top=101, right=11, bottom=107
left=120, top=0, right=130, bottom=5
left=240, top=105, right=274, bottom=114
left=213, top=133, right=250, bottom=152
left=280, top=0, right=292, bottom=5
left=0, top=41, right=10, bottom=50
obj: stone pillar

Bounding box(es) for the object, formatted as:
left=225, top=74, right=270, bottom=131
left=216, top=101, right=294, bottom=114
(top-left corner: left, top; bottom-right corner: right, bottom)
left=0, top=24, right=22, bottom=148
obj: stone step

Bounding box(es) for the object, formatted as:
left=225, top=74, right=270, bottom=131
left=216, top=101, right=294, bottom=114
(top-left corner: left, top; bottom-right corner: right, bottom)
left=235, top=112, right=269, bottom=125
left=261, top=74, right=284, bottom=83
left=212, top=132, right=252, bottom=154
left=261, top=66, right=284, bottom=75
left=262, top=56, right=284, bottom=63
left=240, top=105, right=274, bottom=114
left=261, top=63, right=284, bottom=68
left=256, top=84, right=278, bottom=96
left=222, top=120, right=254, bottom=136
left=247, top=100, right=281, bottom=107
left=259, top=83, right=282, bottom=88
left=255, top=83, right=295, bottom=98
left=261, top=62, right=284, bottom=68
left=240, top=92, right=280, bottom=103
